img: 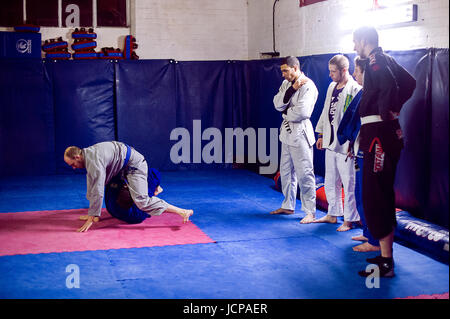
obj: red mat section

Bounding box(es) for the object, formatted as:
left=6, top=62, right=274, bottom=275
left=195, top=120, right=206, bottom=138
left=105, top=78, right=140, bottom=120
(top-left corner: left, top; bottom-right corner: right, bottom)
left=0, top=208, right=215, bottom=256
left=396, top=292, right=449, bottom=299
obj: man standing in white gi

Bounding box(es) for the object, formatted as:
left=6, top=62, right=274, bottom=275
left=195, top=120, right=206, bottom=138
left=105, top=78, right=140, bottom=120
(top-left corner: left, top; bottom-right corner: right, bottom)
left=64, top=141, right=193, bottom=232
left=271, top=56, right=318, bottom=224
left=315, top=55, right=361, bottom=231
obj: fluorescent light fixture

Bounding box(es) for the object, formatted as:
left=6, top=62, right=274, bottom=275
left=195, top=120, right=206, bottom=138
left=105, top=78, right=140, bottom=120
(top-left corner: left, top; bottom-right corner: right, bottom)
left=340, top=4, right=418, bottom=31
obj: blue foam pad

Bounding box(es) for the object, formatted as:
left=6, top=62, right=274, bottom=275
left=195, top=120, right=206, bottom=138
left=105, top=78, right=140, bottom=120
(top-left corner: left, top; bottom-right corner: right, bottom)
left=72, top=33, right=97, bottom=39
left=0, top=175, right=88, bottom=213
left=42, top=42, right=68, bottom=51
left=72, top=52, right=98, bottom=59
left=71, top=41, right=97, bottom=51
left=1, top=170, right=448, bottom=299
left=46, top=52, right=71, bottom=60
left=0, top=251, right=126, bottom=298
left=106, top=236, right=450, bottom=299
left=396, top=210, right=449, bottom=261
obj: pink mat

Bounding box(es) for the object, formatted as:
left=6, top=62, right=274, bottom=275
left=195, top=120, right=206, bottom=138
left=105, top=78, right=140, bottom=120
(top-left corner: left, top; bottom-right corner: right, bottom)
left=396, top=292, right=449, bottom=299
left=0, top=208, right=215, bottom=256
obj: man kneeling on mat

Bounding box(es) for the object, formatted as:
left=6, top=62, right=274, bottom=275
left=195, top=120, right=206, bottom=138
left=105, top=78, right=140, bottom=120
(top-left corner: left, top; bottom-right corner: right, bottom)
left=64, top=141, right=193, bottom=232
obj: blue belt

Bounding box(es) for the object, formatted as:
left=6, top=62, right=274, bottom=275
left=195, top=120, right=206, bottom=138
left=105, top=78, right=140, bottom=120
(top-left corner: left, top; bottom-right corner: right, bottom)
left=122, top=144, right=132, bottom=170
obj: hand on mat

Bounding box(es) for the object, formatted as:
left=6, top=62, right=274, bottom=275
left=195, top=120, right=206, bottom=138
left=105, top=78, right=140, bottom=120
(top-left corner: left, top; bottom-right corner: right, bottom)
left=77, top=215, right=97, bottom=232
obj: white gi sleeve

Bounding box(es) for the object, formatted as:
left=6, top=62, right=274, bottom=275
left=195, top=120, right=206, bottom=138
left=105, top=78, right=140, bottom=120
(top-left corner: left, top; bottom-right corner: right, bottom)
left=85, top=159, right=106, bottom=217
left=315, top=104, right=326, bottom=134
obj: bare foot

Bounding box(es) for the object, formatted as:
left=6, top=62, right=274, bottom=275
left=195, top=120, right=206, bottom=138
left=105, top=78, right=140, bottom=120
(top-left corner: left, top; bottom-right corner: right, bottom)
left=270, top=208, right=294, bottom=215
left=180, top=209, right=193, bottom=223
left=352, top=242, right=381, bottom=252
left=314, top=215, right=337, bottom=224
left=352, top=235, right=368, bottom=242
left=79, top=215, right=99, bottom=222
left=154, top=185, right=163, bottom=196
left=300, top=214, right=315, bottom=224
left=337, top=221, right=353, bottom=232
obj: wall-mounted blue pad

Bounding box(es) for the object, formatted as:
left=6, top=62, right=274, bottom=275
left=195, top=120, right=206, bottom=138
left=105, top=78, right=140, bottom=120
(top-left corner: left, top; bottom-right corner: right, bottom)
left=427, top=49, right=449, bottom=227
left=0, top=59, right=55, bottom=176
left=45, top=60, right=116, bottom=174
left=115, top=60, right=177, bottom=170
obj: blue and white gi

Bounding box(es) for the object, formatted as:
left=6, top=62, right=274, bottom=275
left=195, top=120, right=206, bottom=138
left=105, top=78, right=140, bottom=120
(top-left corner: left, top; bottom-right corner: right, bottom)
left=316, top=77, right=362, bottom=222
left=337, top=89, right=379, bottom=246
left=273, top=73, right=318, bottom=216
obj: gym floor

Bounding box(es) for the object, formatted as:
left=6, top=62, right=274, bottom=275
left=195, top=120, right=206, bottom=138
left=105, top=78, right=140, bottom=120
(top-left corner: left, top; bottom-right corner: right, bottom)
left=0, top=169, right=448, bottom=299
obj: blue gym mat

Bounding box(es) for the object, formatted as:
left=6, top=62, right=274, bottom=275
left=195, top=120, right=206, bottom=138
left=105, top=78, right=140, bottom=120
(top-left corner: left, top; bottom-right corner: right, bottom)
left=0, top=169, right=448, bottom=299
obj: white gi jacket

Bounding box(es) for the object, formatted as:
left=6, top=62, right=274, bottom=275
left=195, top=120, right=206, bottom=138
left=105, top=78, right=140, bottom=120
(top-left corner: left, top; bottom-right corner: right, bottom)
left=315, top=78, right=362, bottom=154
left=273, top=73, right=318, bottom=147
left=82, top=141, right=129, bottom=217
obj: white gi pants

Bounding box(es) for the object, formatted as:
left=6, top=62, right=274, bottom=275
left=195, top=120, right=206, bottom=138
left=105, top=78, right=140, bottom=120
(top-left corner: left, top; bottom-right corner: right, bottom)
left=324, top=149, right=359, bottom=221
left=280, top=141, right=316, bottom=215
left=124, top=149, right=169, bottom=216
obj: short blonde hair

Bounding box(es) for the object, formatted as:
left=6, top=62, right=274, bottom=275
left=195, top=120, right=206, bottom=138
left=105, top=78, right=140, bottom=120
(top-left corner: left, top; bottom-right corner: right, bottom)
left=329, top=54, right=349, bottom=71
left=64, top=146, right=82, bottom=159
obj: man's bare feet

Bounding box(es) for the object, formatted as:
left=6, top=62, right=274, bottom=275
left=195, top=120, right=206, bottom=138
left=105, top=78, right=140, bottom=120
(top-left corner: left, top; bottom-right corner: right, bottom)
left=270, top=208, right=294, bottom=215
left=352, top=235, right=368, bottom=242
left=164, top=204, right=193, bottom=223
left=154, top=185, right=163, bottom=196
left=337, top=221, right=353, bottom=232
left=300, top=214, right=316, bottom=224
left=180, top=209, right=193, bottom=223
left=314, top=215, right=337, bottom=224
left=79, top=215, right=99, bottom=222
left=352, top=242, right=381, bottom=252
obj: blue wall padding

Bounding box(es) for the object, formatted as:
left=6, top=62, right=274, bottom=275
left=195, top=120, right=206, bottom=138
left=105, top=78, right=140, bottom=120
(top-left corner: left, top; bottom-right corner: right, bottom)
left=392, top=50, right=431, bottom=215
left=175, top=60, right=234, bottom=130
left=45, top=60, right=116, bottom=173
left=390, top=49, right=449, bottom=227
left=174, top=60, right=236, bottom=169
left=235, top=59, right=283, bottom=169
left=115, top=60, right=178, bottom=170
left=0, top=49, right=448, bottom=229
left=228, top=61, right=252, bottom=129
left=246, top=59, right=285, bottom=130
left=428, top=49, right=449, bottom=227
left=0, top=59, right=55, bottom=176
left=395, top=210, right=449, bottom=261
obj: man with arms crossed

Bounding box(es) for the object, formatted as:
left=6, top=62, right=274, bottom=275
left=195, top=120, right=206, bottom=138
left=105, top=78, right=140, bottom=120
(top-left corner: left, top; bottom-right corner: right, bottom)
left=271, top=56, right=318, bottom=224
